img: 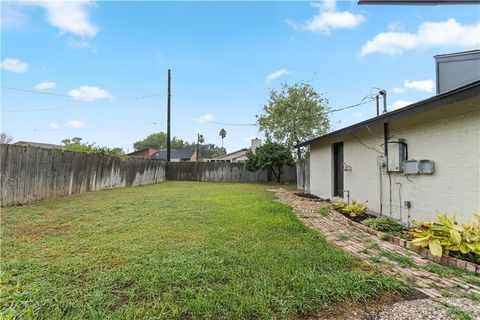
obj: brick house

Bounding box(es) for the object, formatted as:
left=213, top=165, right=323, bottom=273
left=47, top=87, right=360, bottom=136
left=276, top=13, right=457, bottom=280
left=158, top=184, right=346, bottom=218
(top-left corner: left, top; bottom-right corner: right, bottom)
left=298, top=50, right=480, bottom=225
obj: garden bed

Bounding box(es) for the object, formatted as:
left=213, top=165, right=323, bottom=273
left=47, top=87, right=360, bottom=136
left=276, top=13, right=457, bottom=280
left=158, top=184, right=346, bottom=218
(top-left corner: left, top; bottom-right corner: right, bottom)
left=338, top=210, right=480, bottom=274
left=294, top=192, right=330, bottom=202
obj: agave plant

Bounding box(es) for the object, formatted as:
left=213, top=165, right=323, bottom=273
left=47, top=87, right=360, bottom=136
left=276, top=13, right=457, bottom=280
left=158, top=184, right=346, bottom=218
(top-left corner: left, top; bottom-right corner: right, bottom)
left=410, top=212, right=480, bottom=258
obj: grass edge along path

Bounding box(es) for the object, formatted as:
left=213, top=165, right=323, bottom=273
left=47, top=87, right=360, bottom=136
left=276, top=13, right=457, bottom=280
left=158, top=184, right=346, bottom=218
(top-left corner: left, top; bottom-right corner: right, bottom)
left=1, top=182, right=407, bottom=319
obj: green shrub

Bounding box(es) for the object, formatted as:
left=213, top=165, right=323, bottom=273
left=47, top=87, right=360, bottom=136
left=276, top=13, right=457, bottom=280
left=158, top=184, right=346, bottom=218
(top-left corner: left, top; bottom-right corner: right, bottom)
left=333, top=198, right=368, bottom=217
left=343, top=200, right=368, bottom=217
left=410, top=212, right=480, bottom=259
left=332, top=198, right=346, bottom=212
left=361, top=216, right=403, bottom=233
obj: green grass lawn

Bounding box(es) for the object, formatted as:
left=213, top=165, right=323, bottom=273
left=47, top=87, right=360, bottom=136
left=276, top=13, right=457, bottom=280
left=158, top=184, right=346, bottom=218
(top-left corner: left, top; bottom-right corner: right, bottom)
left=1, top=182, right=408, bottom=319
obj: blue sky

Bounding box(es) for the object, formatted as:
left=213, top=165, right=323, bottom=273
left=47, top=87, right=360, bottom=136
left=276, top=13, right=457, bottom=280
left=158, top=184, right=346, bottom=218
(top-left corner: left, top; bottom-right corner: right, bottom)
left=2, top=1, right=479, bottom=153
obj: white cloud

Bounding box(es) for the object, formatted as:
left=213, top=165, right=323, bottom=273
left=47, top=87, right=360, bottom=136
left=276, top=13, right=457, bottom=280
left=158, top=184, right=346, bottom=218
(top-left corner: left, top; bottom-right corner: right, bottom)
left=30, top=1, right=98, bottom=38
left=34, top=82, right=56, bottom=90
left=49, top=122, right=60, bottom=130
left=68, top=85, right=114, bottom=102
left=393, top=87, right=405, bottom=94
left=197, top=114, right=215, bottom=123
left=66, top=38, right=96, bottom=52
left=1, top=58, right=29, bottom=73
left=291, top=0, right=365, bottom=35
left=266, top=69, right=291, bottom=82
left=1, top=4, right=29, bottom=29
left=66, top=120, right=85, bottom=129
left=390, top=100, right=412, bottom=111
left=404, top=79, right=435, bottom=93
left=360, top=18, right=480, bottom=57
left=387, top=22, right=404, bottom=32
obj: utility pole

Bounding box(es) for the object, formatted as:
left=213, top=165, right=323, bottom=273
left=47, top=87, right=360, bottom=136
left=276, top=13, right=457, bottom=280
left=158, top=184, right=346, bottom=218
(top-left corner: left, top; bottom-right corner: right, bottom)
left=196, top=133, right=204, bottom=161
left=167, top=69, right=171, bottom=162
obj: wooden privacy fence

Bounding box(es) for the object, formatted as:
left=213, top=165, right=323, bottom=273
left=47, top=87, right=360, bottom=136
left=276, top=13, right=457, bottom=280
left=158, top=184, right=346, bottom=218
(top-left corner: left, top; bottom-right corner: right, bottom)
left=1, top=144, right=297, bottom=206
left=166, top=161, right=296, bottom=183
left=0, top=144, right=166, bottom=206
left=296, top=159, right=310, bottom=192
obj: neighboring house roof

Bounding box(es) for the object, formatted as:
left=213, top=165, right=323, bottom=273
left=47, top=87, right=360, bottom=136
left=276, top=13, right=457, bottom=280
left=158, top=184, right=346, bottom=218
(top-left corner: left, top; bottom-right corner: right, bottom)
left=13, top=141, right=62, bottom=149
left=297, top=80, right=480, bottom=147
left=152, top=149, right=195, bottom=160
left=127, top=147, right=159, bottom=157
left=213, top=148, right=249, bottom=160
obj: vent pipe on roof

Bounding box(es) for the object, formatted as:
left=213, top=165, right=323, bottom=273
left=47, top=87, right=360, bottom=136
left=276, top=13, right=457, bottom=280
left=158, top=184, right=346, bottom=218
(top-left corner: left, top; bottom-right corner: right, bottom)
left=379, top=90, right=387, bottom=113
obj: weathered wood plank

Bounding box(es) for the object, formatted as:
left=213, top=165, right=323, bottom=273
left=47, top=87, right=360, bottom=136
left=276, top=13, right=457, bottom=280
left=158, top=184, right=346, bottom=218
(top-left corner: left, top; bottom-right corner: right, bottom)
left=0, top=144, right=296, bottom=207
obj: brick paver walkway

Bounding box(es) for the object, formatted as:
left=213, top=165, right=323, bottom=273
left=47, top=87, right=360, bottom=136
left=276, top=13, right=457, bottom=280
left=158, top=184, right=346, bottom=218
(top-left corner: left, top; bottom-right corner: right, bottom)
left=271, top=188, right=480, bottom=300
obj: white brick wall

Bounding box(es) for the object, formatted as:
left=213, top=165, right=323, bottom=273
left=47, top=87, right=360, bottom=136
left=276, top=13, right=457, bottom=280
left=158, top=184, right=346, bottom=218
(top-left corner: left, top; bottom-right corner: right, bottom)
left=309, top=107, right=479, bottom=225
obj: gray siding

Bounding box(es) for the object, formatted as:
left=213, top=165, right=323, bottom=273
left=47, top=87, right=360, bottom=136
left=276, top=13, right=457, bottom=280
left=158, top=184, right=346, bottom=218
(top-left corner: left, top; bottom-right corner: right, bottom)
left=436, top=50, right=480, bottom=94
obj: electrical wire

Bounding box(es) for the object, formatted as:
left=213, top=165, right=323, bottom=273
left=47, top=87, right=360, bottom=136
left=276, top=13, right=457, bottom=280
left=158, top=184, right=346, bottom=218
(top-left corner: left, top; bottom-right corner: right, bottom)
left=349, top=132, right=384, bottom=154
left=2, top=85, right=165, bottom=100
left=6, top=122, right=160, bottom=133
left=200, top=94, right=376, bottom=127
left=201, top=119, right=257, bottom=126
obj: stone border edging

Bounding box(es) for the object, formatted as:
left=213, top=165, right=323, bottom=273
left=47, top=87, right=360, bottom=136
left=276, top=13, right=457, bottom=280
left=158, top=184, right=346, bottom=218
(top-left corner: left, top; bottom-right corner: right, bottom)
left=334, top=209, right=480, bottom=275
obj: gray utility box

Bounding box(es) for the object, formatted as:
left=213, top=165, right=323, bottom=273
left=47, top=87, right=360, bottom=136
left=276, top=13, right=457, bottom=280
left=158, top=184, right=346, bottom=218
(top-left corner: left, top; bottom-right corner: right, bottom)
left=403, top=160, right=435, bottom=174
left=418, top=160, right=435, bottom=174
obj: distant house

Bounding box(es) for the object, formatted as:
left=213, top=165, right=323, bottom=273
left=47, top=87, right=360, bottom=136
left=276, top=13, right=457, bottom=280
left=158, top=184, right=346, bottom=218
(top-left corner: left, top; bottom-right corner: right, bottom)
left=297, top=50, right=480, bottom=225
left=151, top=149, right=197, bottom=162
left=209, top=138, right=261, bottom=163
left=127, top=147, right=159, bottom=157
left=13, top=141, right=62, bottom=149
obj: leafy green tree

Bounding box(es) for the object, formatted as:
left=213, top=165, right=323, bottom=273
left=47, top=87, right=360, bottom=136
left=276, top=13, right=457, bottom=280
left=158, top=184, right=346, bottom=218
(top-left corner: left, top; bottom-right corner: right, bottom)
left=198, top=144, right=226, bottom=159
left=219, top=128, right=227, bottom=148
left=133, top=132, right=191, bottom=151
left=257, top=81, right=330, bottom=159
left=246, top=142, right=294, bottom=183
left=61, top=137, right=124, bottom=156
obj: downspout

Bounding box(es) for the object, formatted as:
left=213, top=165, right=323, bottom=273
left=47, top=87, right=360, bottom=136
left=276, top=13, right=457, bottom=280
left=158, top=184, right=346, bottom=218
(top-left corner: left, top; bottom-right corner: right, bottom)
left=377, top=93, right=382, bottom=215
left=380, top=90, right=391, bottom=215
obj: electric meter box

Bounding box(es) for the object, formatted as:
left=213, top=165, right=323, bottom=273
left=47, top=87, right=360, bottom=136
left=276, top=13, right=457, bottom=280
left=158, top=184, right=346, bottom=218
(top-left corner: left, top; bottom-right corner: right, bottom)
left=387, top=140, right=407, bottom=172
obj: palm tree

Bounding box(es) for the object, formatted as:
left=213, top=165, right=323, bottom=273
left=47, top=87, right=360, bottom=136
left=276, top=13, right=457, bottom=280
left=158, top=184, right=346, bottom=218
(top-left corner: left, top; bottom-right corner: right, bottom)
left=219, top=128, right=227, bottom=148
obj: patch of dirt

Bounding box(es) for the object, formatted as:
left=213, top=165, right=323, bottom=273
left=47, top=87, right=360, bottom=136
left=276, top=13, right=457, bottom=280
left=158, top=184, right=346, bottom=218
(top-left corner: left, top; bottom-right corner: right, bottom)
left=294, top=192, right=330, bottom=202
left=339, top=211, right=377, bottom=224
left=298, top=289, right=430, bottom=320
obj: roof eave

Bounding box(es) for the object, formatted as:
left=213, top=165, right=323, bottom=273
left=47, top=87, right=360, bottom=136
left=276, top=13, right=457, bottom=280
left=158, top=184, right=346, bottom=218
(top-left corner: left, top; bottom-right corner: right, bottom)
left=296, top=80, right=480, bottom=148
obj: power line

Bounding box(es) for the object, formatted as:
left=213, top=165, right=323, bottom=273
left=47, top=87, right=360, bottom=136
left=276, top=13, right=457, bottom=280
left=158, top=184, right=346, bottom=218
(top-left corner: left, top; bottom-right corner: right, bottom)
left=1, top=85, right=165, bottom=103
left=202, top=119, right=257, bottom=126
left=1, top=86, right=72, bottom=98
left=3, top=105, right=97, bottom=113
left=6, top=122, right=160, bottom=133
left=200, top=94, right=376, bottom=127
left=326, top=96, right=376, bottom=114
left=2, top=100, right=161, bottom=112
